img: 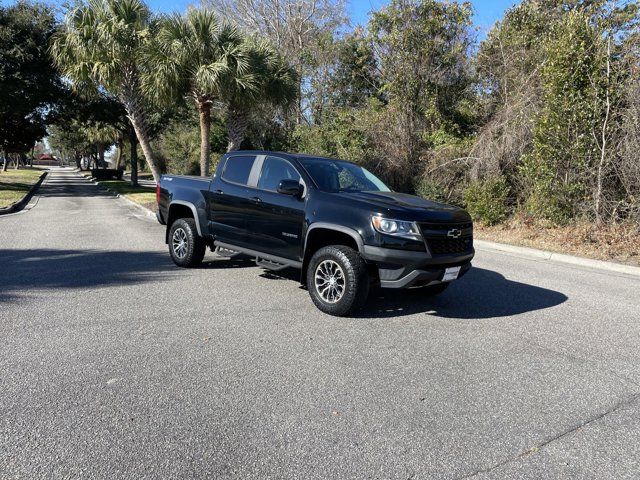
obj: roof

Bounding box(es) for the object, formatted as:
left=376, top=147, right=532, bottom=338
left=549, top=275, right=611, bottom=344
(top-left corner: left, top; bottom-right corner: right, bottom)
left=225, top=150, right=343, bottom=162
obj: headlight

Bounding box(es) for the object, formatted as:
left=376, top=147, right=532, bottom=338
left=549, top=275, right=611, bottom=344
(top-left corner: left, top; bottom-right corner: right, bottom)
left=371, top=216, right=422, bottom=240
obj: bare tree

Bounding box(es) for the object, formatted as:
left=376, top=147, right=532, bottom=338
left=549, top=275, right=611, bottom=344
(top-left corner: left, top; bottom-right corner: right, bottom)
left=203, top=0, right=347, bottom=124
left=593, top=36, right=612, bottom=225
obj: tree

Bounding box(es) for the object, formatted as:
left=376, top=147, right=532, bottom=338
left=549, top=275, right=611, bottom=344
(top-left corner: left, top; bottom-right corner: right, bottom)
left=49, top=89, right=127, bottom=169
left=51, top=0, right=163, bottom=182
left=156, top=105, right=227, bottom=175
left=0, top=1, right=62, bottom=168
left=328, top=29, right=381, bottom=109
left=367, top=0, right=475, bottom=191
left=205, top=0, right=347, bottom=124
left=222, top=41, right=297, bottom=151
left=146, top=10, right=247, bottom=176
left=474, top=0, right=639, bottom=224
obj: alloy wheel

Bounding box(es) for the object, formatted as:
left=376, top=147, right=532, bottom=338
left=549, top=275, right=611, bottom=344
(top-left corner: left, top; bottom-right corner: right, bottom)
left=172, top=227, right=188, bottom=259
left=314, top=259, right=346, bottom=303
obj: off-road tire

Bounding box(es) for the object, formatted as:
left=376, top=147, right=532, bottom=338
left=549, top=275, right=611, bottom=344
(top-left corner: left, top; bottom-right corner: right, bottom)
left=168, top=217, right=206, bottom=268
left=307, top=245, right=370, bottom=316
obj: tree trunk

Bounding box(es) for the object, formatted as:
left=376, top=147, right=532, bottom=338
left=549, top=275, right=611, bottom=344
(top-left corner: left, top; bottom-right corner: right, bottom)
left=226, top=108, right=250, bottom=152
left=129, top=125, right=139, bottom=187
left=2, top=151, right=7, bottom=172
left=30, top=145, right=34, bottom=167
left=115, top=137, right=124, bottom=169
left=595, top=37, right=611, bottom=225
left=125, top=101, right=161, bottom=183
left=198, top=100, right=212, bottom=176
left=98, top=144, right=105, bottom=168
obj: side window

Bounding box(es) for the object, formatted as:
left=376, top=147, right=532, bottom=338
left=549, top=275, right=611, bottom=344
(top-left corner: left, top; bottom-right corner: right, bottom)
left=257, top=156, right=301, bottom=192
left=222, top=155, right=255, bottom=185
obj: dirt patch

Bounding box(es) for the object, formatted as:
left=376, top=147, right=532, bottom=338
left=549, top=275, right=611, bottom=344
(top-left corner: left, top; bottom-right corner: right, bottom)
left=475, top=219, right=640, bottom=266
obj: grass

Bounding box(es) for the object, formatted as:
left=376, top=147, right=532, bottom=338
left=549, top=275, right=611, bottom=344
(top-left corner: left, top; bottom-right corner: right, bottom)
left=77, top=169, right=157, bottom=211
left=0, top=167, right=46, bottom=208
left=475, top=219, right=640, bottom=266
left=96, top=179, right=157, bottom=212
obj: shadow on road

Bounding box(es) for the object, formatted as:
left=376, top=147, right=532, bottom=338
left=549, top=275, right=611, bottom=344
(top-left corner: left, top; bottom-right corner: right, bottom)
left=0, top=249, right=258, bottom=302
left=254, top=265, right=567, bottom=319
left=359, top=267, right=568, bottom=319
left=0, top=248, right=177, bottom=302
left=37, top=176, right=115, bottom=199
left=1, top=247, right=567, bottom=319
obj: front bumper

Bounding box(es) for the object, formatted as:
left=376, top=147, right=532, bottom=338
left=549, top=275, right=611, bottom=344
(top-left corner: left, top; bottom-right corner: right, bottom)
left=362, top=245, right=474, bottom=288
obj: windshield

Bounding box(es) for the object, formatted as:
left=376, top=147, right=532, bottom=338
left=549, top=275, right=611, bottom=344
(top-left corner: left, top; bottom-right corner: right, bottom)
left=298, top=157, right=391, bottom=193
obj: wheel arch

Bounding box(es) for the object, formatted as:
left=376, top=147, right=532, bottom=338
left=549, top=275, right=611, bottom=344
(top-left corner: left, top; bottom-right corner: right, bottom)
left=301, top=223, right=365, bottom=284
left=166, top=201, right=202, bottom=243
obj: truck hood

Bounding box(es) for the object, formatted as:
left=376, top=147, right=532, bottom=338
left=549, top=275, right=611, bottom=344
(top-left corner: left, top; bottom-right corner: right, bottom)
left=341, top=191, right=471, bottom=223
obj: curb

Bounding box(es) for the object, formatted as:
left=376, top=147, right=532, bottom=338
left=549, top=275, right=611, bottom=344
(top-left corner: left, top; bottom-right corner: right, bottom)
left=475, top=239, right=640, bottom=277
left=0, top=171, right=48, bottom=215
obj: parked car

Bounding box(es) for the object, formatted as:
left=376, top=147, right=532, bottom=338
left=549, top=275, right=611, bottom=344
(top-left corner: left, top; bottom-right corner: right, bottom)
left=156, top=151, right=474, bottom=316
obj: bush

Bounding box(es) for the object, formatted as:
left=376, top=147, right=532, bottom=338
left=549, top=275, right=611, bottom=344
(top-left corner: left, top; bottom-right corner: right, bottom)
left=519, top=154, right=580, bottom=225
left=415, top=178, right=448, bottom=203
left=463, top=177, right=510, bottom=225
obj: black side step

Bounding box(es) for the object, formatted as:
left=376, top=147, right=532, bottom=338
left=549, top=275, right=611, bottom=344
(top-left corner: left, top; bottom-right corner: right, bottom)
left=213, top=241, right=302, bottom=270
left=215, top=246, right=241, bottom=258
left=255, top=258, right=288, bottom=271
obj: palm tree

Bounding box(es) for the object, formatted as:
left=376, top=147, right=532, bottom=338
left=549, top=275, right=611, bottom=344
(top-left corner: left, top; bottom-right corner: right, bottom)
left=223, top=41, right=298, bottom=152
left=83, top=122, right=119, bottom=168
left=51, top=0, right=162, bottom=184
left=145, top=10, right=249, bottom=176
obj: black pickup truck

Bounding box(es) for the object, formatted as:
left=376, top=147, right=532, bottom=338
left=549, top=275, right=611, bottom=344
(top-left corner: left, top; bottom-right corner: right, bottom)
left=156, top=151, right=474, bottom=316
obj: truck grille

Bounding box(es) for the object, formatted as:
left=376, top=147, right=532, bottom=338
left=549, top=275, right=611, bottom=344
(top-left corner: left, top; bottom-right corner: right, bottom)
left=419, top=222, right=473, bottom=256
left=426, top=236, right=473, bottom=255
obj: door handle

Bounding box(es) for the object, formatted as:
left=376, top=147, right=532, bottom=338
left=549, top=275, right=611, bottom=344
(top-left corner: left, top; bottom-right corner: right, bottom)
left=250, top=196, right=262, bottom=204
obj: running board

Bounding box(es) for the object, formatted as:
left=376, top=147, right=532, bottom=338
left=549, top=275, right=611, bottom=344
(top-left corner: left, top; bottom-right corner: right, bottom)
left=255, top=258, right=288, bottom=271
left=213, top=241, right=302, bottom=270
left=215, top=246, right=242, bottom=258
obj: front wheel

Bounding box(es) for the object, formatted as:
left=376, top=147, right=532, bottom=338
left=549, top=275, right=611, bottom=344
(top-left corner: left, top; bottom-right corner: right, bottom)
left=307, top=245, right=370, bottom=316
left=168, top=218, right=206, bottom=268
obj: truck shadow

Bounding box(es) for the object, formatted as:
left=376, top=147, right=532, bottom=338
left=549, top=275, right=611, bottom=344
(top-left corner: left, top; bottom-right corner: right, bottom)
left=359, top=267, right=568, bottom=319
left=0, top=248, right=176, bottom=302
left=0, top=249, right=261, bottom=302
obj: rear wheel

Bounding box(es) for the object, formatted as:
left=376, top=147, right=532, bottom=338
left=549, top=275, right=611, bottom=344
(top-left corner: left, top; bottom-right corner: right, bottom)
left=307, top=245, right=369, bottom=316
left=168, top=218, right=206, bottom=268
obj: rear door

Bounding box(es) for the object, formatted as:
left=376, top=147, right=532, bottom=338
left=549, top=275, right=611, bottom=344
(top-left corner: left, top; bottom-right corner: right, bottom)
left=208, top=154, right=259, bottom=248
left=245, top=155, right=306, bottom=261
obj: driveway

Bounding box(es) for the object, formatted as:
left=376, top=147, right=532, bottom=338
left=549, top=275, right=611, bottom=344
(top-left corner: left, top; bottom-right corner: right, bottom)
left=1, top=167, right=639, bottom=479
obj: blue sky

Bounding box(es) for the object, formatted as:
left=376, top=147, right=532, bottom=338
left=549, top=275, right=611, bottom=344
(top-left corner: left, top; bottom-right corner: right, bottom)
left=1, top=0, right=517, bottom=34
left=347, top=0, right=517, bottom=32
left=143, top=0, right=517, bottom=34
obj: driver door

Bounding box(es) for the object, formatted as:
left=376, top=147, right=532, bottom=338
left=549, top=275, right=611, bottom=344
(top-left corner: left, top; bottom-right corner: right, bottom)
left=245, top=155, right=305, bottom=261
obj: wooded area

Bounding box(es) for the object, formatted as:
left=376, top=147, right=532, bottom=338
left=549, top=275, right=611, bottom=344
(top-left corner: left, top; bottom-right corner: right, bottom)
left=1, top=0, right=639, bottom=231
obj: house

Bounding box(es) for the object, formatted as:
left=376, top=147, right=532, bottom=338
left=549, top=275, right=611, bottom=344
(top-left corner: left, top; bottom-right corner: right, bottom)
left=33, top=153, right=59, bottom=166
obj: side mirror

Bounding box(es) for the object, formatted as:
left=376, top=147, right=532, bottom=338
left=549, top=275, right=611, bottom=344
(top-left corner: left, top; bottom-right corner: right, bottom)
left=277, top=179, right=302, bottom=197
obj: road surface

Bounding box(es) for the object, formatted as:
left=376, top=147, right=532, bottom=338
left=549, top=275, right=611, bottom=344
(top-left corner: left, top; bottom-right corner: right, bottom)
left=1, top=167, right=639, bottom=479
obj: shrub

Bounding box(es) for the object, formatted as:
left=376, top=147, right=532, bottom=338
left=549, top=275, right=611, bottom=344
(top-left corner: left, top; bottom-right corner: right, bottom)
left=415, top=178, right=448, bottom=203
left=463, top=177, right=510, bottom=225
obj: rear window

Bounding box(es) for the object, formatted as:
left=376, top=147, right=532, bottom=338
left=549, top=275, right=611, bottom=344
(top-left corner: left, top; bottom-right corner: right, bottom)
left=222, top=155, right=255, bottom=185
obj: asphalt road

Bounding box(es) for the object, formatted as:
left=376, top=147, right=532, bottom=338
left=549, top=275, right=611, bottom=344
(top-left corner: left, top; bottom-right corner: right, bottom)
left=1, top=167, right=639, bottom=479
